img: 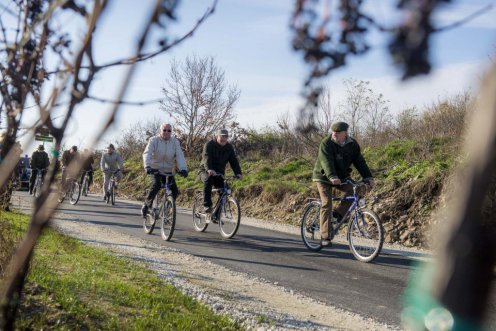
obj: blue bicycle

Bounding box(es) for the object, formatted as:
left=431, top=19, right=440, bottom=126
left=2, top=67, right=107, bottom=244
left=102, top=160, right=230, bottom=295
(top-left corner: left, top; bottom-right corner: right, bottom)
left=143, top=171, right=176, bottom=241
left=192, top=173, right=241, bottom=239
left=300, top=179, right=384, bottom=262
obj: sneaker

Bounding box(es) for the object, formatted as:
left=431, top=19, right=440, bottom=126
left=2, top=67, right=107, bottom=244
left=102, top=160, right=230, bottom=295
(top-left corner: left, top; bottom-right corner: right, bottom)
left=141, top=204, right=149, bottom=217
left=321, top=239, right=332, bottom=247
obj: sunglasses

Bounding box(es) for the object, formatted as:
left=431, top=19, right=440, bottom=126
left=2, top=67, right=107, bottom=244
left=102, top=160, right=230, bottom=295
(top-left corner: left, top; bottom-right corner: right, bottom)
left=162, top=129, right=172, bottom=132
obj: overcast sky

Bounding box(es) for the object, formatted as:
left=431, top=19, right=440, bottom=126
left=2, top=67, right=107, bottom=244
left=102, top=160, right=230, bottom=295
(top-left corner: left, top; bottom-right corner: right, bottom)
left=13, top=0, right=496, bottom=154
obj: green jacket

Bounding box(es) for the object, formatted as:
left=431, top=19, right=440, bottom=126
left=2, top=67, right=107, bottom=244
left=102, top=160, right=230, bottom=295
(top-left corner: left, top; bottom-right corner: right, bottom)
left=312, top=135, right=372, bottom=183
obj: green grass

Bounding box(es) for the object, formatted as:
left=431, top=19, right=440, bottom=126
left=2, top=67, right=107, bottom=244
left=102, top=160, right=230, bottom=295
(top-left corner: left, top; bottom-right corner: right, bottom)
left=1, top=212, right=240, bottom=330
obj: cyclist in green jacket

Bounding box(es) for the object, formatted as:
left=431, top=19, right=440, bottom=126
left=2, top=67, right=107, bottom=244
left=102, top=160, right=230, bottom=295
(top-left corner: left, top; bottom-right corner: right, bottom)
left=312, top=121, right=374, bottom=246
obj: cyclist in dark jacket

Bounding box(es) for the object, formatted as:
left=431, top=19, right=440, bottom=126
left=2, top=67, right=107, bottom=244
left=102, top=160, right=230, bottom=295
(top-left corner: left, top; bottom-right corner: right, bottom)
left=312, top=121, right=374, bottom=247
left=79, top=149, right=95, bottom=190
left=199, top=129, right=242, bottom=212
left=29, top=145, right=50, bottom=195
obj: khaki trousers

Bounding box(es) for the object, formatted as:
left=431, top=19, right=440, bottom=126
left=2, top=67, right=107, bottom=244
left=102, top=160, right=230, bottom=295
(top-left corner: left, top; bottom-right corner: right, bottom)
left=315, top=181, right=354, bottom=240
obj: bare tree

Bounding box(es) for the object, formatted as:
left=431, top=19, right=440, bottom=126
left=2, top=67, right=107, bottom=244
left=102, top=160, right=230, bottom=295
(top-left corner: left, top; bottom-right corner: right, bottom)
left=363, top=92, right=391, bottom=146
left=0, top=1, right=218, bottom=328
left=160, top=55, right=241, bottom=153
left=338, top=79, right=372, bottom=139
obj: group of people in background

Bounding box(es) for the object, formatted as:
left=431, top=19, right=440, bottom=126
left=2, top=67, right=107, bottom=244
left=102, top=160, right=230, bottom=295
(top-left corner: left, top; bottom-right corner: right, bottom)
left=20, top=120, right=374, bottom=248
left=26, top=143, right=122, bottom=200
left=23, top=121, right=245, bottom=219
left=140, top=123, right=243, bottom=217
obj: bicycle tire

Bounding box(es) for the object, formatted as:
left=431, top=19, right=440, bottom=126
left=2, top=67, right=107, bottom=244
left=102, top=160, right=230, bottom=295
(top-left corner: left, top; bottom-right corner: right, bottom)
left=33, top=177, right=42, bottom=198
left=192, top=193, right=208, bottom=232
left=82, top=176, right=88, bottom=196
left=300, top=201, right=323, bottom=252
left=347, top=208, right=384, bottom=263
left=69, top=181, right=81, bottom=205
left=143, top=208, right=156, bottom=234
left=218, top=196, right=241, bottom=239
left=110, top=183, right=115, bottom=205
left=160, top=195, right=176, bottom=241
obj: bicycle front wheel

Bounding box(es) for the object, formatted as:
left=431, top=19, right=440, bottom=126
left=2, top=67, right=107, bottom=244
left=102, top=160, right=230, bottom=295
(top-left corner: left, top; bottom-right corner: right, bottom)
left=69, top=181, right=81, bottom=205
left=110, top=183, right=116, bottom=205
left=218, top=196, right=240, bottom=239
left=160, top=196, right=176, bottom=241
left=300, top=201, right=323, bottom=252
left=192, top=193, right=208, bottom=232
left=82, top=177, right=88, bottom=196
left=347, top=208, right=384, bottom=263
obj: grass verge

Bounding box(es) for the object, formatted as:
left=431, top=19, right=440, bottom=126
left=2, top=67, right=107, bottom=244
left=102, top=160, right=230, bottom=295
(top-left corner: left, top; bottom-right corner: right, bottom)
left=1, top=211, right=240, bottom=330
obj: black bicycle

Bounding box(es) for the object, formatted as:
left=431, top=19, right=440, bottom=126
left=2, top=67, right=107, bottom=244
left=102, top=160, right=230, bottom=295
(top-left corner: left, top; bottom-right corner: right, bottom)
left=142, top=171, right=176, bottom=241
left=104, top=170, right=120, bottom=205
left=80, top=169, right=92, bottom=197
left=192, top=173, right=241, bottom=239
left=300, top=179, right=384, bottom=263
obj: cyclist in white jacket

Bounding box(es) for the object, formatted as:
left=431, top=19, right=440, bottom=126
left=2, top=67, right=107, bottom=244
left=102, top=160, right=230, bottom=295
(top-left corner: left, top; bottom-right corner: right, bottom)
left=100, top=144, right=124, bottom=199
left=141, top=123, right=188, bottom=217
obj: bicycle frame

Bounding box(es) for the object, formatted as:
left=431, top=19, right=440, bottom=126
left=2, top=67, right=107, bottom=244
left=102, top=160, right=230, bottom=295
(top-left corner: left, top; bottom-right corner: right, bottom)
left=151, top=173, right=174, bottom=213
left=209, top=176, right=233, bottom=221
left=328, top=180, right=368, bottom=237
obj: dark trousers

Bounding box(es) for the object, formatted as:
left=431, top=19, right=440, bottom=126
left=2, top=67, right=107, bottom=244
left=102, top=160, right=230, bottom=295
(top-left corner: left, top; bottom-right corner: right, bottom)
left=145, top=173, right=178, bottom=207
left=80, top=169, right=93, bottom=187
left=29, top=169, right=46, bottom=191
left=200, top=171, right=224, bottom=208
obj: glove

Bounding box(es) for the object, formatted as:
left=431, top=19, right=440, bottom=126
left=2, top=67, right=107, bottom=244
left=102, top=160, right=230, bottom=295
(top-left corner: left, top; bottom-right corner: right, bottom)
left=178, top=169, right=188, bottom=178
left=145, top=167, right=152, bottom=175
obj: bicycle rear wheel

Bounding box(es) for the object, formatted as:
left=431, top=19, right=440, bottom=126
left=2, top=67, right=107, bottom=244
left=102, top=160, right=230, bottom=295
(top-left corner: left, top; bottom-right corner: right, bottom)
left=69, top=181, right=81, bottom=205
left=300, top=201, right=323, bottom=252
left=192, top=193, right=208, bottom=232
left=33, top=178, right=42, bottom=198
left=160, top=195, right=176, bottom=241
left=218, top=196, right=240, bottom=239
left=347, top=208, right=384, bottom=263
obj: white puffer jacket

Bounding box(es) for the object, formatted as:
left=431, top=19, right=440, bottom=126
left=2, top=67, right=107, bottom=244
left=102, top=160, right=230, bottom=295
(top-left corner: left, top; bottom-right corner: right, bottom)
left=142, top=135, right=187, bottom=174
left=100, top=152, right=123, bottom=172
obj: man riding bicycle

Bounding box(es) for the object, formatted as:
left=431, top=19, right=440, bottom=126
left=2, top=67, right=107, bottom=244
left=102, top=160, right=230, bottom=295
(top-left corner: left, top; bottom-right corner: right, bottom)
left=29, top=144, right=50, bottom=195
left=312, top=121, right=374, bottom=247
left=61, top=146, right=80, bottom=192
left=199, top=128, right=242, bottom=213
left=141, top=123, right=188, bottom=217
left=100, top=144, right=124, bottom=200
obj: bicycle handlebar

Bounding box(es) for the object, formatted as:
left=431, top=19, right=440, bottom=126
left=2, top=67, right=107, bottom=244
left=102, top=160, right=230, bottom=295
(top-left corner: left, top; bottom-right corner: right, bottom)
left=211, top=172, right=240, bottom=180
left=149, top=169, right=173, bottom=176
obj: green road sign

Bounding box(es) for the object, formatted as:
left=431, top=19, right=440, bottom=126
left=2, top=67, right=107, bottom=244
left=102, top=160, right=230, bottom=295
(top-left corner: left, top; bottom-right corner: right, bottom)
left=35, top=135, right=54, bottom=142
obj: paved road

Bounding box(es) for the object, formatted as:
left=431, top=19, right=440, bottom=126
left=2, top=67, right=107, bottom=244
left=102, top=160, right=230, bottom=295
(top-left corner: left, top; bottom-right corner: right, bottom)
left=13, top=191, right=496, bottom=328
